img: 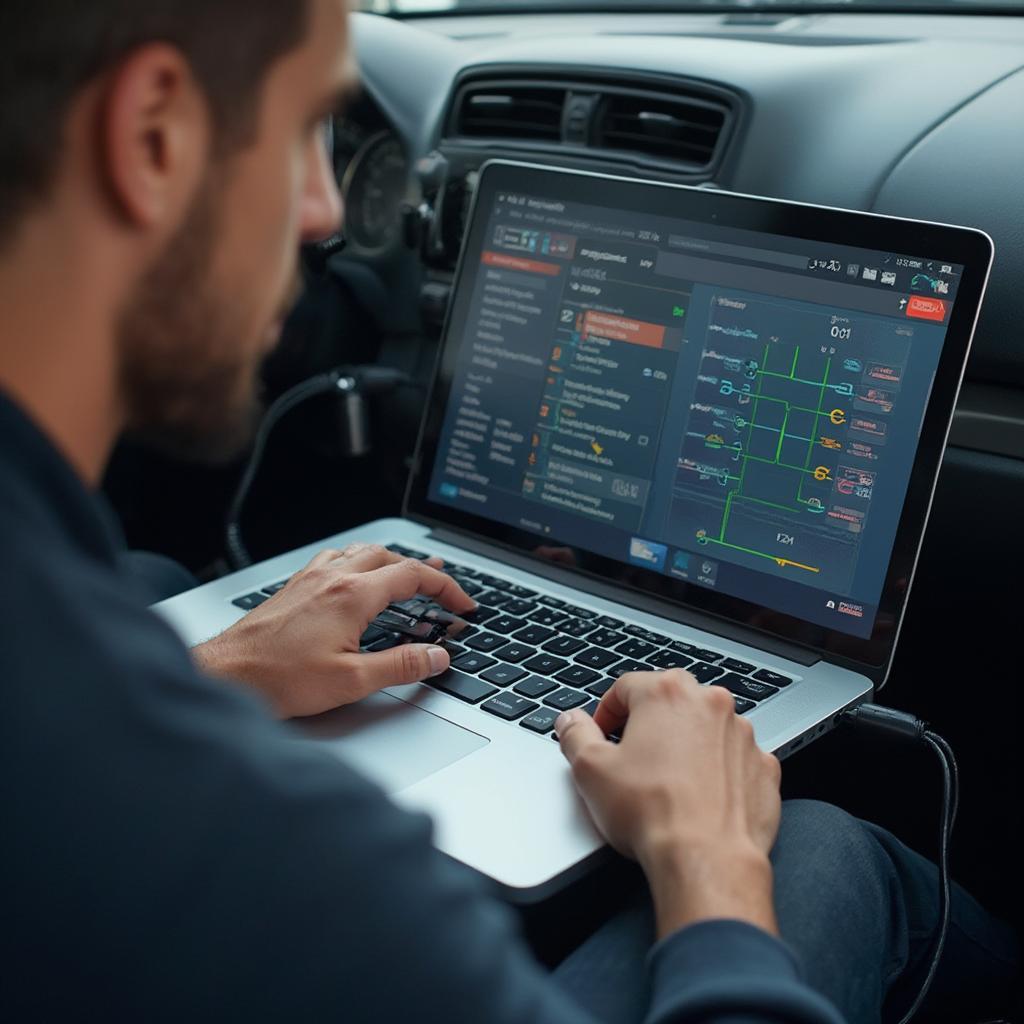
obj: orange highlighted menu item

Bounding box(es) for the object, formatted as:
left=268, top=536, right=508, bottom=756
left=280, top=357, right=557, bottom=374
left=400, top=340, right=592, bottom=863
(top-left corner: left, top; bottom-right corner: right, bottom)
left=481, top=251, right=563, bottom=276
left=582, top=311, right=666, bottom=349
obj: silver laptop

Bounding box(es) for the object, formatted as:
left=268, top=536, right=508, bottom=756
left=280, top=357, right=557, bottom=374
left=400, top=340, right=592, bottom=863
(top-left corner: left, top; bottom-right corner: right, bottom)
left=156, top=161, right=992, bottom=900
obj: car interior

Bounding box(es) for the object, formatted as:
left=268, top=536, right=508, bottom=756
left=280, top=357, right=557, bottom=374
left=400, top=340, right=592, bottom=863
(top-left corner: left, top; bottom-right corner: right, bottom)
left=101, top=0, right=1024, bottom=976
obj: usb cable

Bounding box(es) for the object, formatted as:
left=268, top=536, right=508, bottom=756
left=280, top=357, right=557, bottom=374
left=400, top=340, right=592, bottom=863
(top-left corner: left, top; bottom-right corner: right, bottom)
left=840, top=704, right=959, bottom=1024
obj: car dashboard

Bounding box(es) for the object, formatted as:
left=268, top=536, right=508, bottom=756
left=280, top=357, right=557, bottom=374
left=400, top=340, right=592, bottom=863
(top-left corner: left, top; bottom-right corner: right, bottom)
left=340, top=9, right=1024, bottom=457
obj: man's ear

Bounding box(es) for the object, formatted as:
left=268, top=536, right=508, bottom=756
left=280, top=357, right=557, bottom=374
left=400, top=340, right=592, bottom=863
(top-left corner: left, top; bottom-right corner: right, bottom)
left=100, top=43, right=210, bottom=233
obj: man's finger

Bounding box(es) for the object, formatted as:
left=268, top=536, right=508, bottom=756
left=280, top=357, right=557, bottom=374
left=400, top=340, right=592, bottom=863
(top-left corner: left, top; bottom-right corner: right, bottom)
left=345, top=643, right=450, bottom=694
left=302, top=548, right=345, bottom=573
left=592, top=669, right=694, bottom=737
left=354, top=560, right=477, bottom=615
left=555, top=708, right=610, bottom=769
left=591, top=671, right=648, bottom=737
left=332, top=544, right=405, bottom=574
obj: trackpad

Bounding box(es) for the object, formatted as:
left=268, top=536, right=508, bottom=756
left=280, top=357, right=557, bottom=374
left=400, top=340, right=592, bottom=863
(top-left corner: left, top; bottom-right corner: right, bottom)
left=298, top=691, right=488, bottom=794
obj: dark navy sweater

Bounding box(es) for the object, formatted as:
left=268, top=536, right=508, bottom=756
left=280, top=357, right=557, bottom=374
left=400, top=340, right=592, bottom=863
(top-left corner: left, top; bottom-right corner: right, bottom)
left=1, top=391, right=843, bottom=1023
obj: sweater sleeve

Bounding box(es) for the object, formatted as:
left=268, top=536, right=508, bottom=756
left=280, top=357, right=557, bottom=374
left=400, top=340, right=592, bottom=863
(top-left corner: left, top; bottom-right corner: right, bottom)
left=645, top=919, right=846, bottom=1024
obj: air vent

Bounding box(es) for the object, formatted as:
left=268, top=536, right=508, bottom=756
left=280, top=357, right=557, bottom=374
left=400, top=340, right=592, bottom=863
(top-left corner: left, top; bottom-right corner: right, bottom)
left=454, top=84, right=566, bottom=142
left=594, top=92, right=727, bottom=169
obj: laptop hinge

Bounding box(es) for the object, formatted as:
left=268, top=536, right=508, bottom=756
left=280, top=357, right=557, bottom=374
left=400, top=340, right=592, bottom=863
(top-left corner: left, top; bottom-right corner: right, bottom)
left=426, top=526, right=821, bottom=668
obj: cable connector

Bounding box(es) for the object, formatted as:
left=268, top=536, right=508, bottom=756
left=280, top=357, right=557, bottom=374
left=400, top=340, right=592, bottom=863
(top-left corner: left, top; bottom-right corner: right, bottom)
left=841, top=703, right=928, bottom=741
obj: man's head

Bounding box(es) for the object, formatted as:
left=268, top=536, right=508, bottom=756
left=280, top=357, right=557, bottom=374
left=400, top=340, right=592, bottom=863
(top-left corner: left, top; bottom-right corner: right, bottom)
left=0, top=1, right=351, bottom=464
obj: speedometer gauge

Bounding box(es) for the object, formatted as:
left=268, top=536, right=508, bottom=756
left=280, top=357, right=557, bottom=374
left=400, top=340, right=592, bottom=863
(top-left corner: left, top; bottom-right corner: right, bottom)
left=341, top=131, right=409, bottom=255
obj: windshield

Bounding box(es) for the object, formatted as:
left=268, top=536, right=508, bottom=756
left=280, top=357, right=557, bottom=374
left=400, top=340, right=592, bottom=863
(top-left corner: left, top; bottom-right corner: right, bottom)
left=356, top=0, right=1024, bottom=13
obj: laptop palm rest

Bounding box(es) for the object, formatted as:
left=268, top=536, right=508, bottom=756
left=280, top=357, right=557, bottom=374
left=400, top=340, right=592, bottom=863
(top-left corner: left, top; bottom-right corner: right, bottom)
left=298, top=692, right=489, bottom=794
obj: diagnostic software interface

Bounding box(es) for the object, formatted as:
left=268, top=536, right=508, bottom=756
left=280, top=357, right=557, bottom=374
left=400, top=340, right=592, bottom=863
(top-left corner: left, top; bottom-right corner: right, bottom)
left=428, top=187, right=963, bottom=638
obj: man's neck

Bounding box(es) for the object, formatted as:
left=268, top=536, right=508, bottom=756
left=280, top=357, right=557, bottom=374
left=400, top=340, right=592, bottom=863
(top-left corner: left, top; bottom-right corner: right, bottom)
left=0, top=218, right=124, bottom=487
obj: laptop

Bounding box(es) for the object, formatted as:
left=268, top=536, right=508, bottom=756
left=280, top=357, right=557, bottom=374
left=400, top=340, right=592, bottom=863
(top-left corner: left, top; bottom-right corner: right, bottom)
left=156, top=160, right=992, bottom=900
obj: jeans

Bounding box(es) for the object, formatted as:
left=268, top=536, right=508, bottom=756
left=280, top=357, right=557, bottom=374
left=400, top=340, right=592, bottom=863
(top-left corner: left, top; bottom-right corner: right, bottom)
left=553, top=800, right=1020, bottom=1024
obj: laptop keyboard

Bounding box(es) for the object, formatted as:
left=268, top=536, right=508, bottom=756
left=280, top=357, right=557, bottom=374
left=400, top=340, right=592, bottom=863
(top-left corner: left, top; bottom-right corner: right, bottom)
left=229, top=543, right=797, bottom=742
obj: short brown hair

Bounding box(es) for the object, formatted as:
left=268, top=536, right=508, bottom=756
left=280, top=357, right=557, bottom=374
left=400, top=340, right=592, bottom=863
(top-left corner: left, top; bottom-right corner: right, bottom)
left=0, top=1, right=309, bottom=240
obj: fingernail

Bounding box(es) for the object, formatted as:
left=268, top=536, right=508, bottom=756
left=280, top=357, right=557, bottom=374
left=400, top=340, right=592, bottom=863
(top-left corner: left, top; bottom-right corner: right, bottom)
left=556, top=711, right=574, bottom=734
left=426, top=645, right=449, bottom=677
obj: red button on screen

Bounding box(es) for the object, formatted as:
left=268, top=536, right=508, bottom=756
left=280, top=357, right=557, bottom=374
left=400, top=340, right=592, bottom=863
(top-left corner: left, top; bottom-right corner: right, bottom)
left=906, top=295, right=947, bottom=322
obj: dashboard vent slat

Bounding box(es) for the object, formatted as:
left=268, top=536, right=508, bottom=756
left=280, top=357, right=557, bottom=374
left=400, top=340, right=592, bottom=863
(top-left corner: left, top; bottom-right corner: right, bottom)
left=455, top=85, right=565, bottom=141
left=595, top=93, right=728, bottom=169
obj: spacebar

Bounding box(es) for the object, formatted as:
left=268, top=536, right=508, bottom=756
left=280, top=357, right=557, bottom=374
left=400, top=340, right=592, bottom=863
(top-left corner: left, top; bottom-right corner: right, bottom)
left=429, top=669, right=498, bottom=705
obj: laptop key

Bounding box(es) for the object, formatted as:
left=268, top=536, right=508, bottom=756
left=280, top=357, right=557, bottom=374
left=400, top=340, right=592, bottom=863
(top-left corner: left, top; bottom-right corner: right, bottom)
left=452, top=578, right=484, bottom=597
left=538, top=595, right=567, bottom=609
left=609, top=659, right=649, bottom=679
left=753, top=668, right=793, bottom=687
left=586, top=677, right=615, bottom=697
left=623, top=625, right=668, bottom=644
left=646, top=650, right=693, bottom=670
left=733, top=696, right=756, bottom=714
left=482, top=694, right=539, bottom=721
left=451, top=651, right=497, bottom=674
left=720, top=657, right=756, bottom=674
left=523, top=653, right=569, bottom=676
left=529, top=608, right=567, bottom=627
left=543, top=635, right=587, bottom=656
left=476, top=589, right=511, bottom=608
left=462, top=604, right=501, bottom=625
left=465, top=632, right=508, bottom=653
left=513, top=675, right=558, bottom=699
left=573, top=647, right=619, bottom=670
left=616, top=638, right=657, bottom=659
left=690, top=661, right=725, bottom=684
left=359, top=625, right=387, bottom=647
left=261, top=580, right=288, bottom=596
left=671, top=641, right=724, bottom=663
left=562, top=604, right=596, bottom=619
left=693, top=648, right=724, bottom=663
left=520, top=707, right=560, bottom=734
left=488, top=614, right=527, bottom=634
left=555, top=665, right=600, bottom=687
left=513, top=624, right=556, bottom=645
left=494, top=642, right=536, bottom=664
left=543, top=688, right=590, bottom=711
left=386, top=544, right=429, bottom=559
left=595, top=615, right=624, bottom=629
left=480, top=663, right=528, bottom=688
left=429, top=670, right=498, bottom=704
left=587, top=628, right=626, bottom=648
left=504, top=583, right=538, bottom=599
left=501, top=599, right=537, bottom=617
left=582, top=699, right=601, bottom=717
left=715, top=673, right=779, bottom=702
left=232, top=592, right=267, bottom=610
left=475, top=574, right=506, bottom=589
left=558, top=618, right=597, bottom=638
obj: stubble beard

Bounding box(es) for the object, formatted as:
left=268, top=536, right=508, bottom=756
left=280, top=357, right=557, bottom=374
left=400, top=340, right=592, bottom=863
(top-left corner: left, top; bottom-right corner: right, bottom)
left=116, top=175, right=265, bottom=464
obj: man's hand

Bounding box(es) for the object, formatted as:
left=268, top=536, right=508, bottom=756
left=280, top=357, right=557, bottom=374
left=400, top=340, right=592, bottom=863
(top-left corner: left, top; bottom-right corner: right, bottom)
left=556, top=669, right=782, bottom=940
left=193, top=544, right=476, bottom=718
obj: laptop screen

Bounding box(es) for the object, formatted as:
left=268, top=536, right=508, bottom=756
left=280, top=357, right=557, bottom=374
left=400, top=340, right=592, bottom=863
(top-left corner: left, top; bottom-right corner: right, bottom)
left=409, top=162, right=990, bottom=666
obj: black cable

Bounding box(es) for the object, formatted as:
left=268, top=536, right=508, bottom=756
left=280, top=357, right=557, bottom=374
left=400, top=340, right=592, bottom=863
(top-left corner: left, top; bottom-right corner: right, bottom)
left=840, top=705, right=960, bottom=1024
left=225, top=371, right=342, bottom=570
left=224, top=366, right=417, bottom=570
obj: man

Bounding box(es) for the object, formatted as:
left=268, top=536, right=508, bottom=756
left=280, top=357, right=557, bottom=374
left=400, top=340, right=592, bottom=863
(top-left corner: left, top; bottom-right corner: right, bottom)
left=0, top=2, right=1017, bottom=1021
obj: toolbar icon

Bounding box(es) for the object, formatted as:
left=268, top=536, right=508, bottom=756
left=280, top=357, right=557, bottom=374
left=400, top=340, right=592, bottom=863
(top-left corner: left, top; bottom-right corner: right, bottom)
left=862, top=267, right=878, bottom=281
